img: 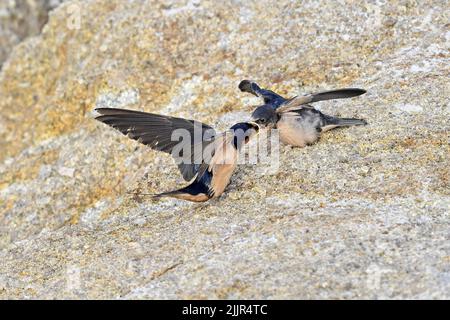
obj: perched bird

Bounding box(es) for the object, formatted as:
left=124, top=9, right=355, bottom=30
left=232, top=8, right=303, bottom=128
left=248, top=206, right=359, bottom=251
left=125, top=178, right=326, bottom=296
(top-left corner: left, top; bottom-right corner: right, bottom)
left=95, top=108, right=259, bottom=202
left=239, top=80, right=367, bottom=147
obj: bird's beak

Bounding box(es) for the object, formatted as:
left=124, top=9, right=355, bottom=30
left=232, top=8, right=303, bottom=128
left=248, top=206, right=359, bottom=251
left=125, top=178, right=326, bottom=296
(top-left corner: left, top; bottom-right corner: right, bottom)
left=247, top=121, right=260, bottom=132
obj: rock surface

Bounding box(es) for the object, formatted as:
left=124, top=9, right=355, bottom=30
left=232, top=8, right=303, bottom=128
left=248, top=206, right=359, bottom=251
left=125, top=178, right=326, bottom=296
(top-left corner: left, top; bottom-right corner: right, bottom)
left=0, top=0, right=449, bottom=299
left=0, top=0, right=67, bottom=67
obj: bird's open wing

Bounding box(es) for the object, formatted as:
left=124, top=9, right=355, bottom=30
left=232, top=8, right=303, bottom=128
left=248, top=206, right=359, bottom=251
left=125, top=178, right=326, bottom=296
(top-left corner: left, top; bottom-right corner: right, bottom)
left=238, top=80, right=286, bottom=106
left=276, top=88, right=366, bottom=113
left=95, top=108, right=217, bottom=181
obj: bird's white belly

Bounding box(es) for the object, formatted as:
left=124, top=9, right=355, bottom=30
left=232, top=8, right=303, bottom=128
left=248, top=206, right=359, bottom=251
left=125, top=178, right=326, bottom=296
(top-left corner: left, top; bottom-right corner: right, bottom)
left=277, top=113, right=320, bottom=147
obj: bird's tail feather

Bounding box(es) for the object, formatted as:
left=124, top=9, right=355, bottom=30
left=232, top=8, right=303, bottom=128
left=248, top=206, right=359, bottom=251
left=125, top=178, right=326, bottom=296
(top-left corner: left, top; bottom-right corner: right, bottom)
left=129, top=168, right=212, bottom=203
left=321, top=117, right=367, bottom=132
left=330, top=117, right=368, bottom=126
left=128, top=189, right=197, bottom=200
left=153, top=189, right=185, bottom=199
left=127, top=191, right=160, bottom=198
left=153, top=180, right=211, bottom=202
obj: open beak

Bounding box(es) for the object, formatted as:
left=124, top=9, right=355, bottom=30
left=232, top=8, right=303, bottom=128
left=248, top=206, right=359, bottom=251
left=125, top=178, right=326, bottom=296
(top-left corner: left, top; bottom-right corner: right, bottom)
left=247, top=121, right=260, bottom=132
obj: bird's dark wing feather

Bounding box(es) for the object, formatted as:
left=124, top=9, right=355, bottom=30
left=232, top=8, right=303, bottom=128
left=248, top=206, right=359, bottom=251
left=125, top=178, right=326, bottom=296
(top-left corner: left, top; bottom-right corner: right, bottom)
left=95, top=107, right=216, bottom=181
left=277, top=88, right=366, bottom=113
left=309, top=88, right=366, bottom=103
left=239, top=80, right=287, bottom=106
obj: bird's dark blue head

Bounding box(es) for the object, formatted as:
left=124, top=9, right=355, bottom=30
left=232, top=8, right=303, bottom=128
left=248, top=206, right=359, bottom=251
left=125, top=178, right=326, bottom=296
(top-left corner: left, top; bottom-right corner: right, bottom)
left=251, top=104, right=279, bottom=127
left=230, top=122, right=259, bottom=149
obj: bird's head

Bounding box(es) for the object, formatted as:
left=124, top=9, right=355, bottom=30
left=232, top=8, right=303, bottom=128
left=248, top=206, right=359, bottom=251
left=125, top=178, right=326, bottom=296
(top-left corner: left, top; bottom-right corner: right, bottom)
left=250, top=104, right=278, bottom=128
left=230, top=122, right=260, bottom=150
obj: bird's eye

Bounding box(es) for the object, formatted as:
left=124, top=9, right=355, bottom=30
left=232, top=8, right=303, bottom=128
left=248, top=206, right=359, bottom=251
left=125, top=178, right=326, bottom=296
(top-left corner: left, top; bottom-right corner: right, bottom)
left=257, top=118, right=266, bottom=124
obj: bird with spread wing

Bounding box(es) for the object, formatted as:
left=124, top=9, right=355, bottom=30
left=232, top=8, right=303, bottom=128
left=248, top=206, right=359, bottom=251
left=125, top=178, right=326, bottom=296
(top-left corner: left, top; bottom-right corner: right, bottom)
left=95, top=108, right=259, bottom=202
left=239, top=80, right=367, bottom=147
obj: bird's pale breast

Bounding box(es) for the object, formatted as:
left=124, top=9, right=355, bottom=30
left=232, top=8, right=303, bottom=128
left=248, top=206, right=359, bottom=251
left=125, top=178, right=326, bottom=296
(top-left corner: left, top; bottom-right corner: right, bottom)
left=277, top=112, right=320, bottom=147
left=209, top=136, right=239, bottom=197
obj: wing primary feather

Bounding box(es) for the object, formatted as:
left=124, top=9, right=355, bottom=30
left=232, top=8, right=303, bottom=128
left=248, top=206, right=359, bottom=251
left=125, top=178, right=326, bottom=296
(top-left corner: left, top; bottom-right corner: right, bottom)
left=95, top=107, right=217, bottom=181
left=277, top=88, right=366, bottom=113
left=310, top=88, right=366, bottom=103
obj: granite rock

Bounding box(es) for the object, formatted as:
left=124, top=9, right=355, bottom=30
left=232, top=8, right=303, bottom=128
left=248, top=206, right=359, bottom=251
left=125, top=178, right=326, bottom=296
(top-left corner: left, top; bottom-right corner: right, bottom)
left=0, top=0, right=449, bottom=299
left=0, top=0, right=67, bottom=67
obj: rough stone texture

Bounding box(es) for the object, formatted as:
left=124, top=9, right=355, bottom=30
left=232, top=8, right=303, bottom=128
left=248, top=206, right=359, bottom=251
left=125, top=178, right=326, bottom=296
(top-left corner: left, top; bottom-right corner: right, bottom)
left=0, top=0, right=67, bottom=68
left=0, top=0, right=449, bottom=299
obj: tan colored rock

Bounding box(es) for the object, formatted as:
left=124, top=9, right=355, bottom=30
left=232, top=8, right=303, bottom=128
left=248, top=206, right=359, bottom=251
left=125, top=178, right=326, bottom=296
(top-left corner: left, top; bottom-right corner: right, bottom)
left=0, top=0, right=449, bottom=299
left=0, top=0, right=66, bottom=67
